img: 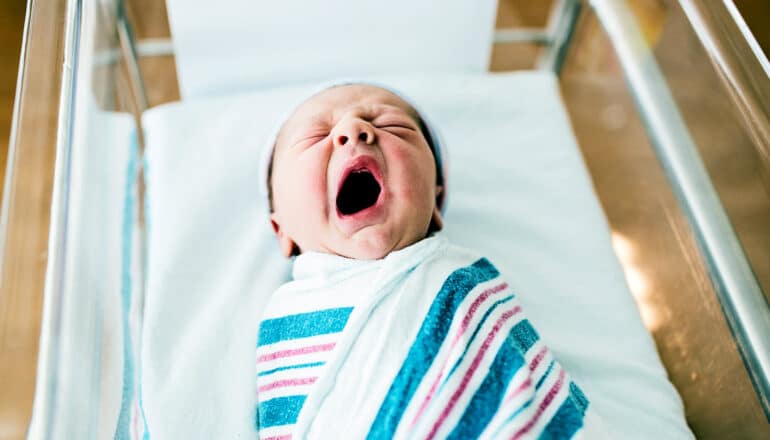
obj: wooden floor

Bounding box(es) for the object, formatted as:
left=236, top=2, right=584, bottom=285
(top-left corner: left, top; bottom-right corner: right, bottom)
left=0, top=1, right=25, bottom=196
left=1, top=0, right=769, bottom=438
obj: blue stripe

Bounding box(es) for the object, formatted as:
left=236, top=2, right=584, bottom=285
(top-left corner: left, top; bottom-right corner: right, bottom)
left=115, top=131, right=138, bottom=440
left=447, top=323, right=527, bottom=439
left=437, top=294, right=516, bottom=394
left=258, top=307, right=353, bottom=346
left=496, top=390, right=535, bottom=435
left=490, top=357, right=561, bottom=438
left=538, top=393, right=585, bottom=439
left=257, top=361, right=326, bottom=377
left=140, top=148, right=151, bottom=439
left=257, top=395, right=307, bottom=429
left=535, top=360, right=556, bottom=390
left=439, top=319, right=538, bottom=400
left=511, top=319, right=539, bottom=353
left=569, top=382, right=589, bottom=415
left=366, top=258, right=500, bottom=440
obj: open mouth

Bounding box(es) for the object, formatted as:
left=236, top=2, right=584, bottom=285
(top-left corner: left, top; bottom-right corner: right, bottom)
left=336, top=168, right=382, bottom=216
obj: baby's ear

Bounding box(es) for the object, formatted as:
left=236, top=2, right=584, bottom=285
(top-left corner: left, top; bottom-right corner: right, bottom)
left=270, top=214, right=297, bottom=258
left=430, top=184, right=444, bottom=232
left=435, top=184, right=444, bottom=201
left=430, top=206, right=443, bottom=232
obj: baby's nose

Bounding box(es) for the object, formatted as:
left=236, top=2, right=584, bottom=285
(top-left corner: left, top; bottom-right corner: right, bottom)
left=332, top=119, right=375, bottom=148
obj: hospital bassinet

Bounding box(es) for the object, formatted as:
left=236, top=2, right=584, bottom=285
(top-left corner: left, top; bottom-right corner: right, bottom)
left=1, top=0, right=769, bottom=438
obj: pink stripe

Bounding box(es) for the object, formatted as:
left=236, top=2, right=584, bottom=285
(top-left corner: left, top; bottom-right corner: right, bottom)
left=263, top=436, right=292, bottom=440
left=258, top=376, right=317, bottom=393
left=409, top=282, right=508, bottom=427
left=426, top=305, right=522, bottom=440
left=410, top=372, right=443, bottom=428
left=529, top=346, right=548, bottom=372
left=504, top=377, right=532, bottom=404
left=454, top=283, right=508, bottom=344
left=257, top=342, right=336, bottom=363
left=511, top=369, right=567, bottom=440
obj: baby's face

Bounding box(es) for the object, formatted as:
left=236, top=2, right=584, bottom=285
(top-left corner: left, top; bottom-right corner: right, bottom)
left=269, top=84, right=442, bottom=260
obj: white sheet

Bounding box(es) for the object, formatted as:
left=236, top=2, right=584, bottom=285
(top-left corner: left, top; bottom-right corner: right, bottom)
left=164, top=0, right=498, bottom=99
left=142, top=72, right=693, bottom=439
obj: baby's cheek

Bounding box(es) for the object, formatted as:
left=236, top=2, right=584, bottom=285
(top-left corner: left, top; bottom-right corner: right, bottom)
left=409, top=152, right=437, bottom=193
left=297, top=152, right=330, bottom=205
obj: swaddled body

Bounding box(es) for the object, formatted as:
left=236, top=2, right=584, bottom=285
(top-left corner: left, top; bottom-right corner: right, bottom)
left=256, top=236, right=603, bottom=439
left=258, top=84, right=603, bottom=439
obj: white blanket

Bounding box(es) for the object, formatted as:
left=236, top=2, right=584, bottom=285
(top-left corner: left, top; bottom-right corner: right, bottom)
left=256, top=236, right=608, bottom=439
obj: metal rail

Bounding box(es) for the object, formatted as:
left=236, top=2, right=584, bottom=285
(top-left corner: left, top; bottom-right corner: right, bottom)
left=493, top=0, right=581, bottom=73
left=590, top=0, right=770, bottom=418
left=92, top=38, right=174, bottom=67
left=116, top=1, right=149, bottom=112
left=538, top=0, right=582, bottom=72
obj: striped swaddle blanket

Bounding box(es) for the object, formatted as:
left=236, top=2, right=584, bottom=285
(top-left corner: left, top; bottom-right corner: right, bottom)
left=256, top=236, right=600, bottom=439
left=257, top=307, right=353, bottom=438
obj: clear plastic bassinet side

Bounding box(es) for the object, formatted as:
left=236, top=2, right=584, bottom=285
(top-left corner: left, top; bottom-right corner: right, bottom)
left=495, top=4, right=770, bottom=434
left=1, top=0, right=149, bottom=437
left=549, top=0, right=770, bottom=437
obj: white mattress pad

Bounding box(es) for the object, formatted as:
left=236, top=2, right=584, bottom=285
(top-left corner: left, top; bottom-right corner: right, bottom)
left=165, top=0, right=497, bottom=99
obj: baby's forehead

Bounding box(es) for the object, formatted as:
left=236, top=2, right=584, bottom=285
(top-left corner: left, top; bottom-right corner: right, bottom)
left=299, top=84, right=416, bottom=119
left=277, top=85, right=419, bottom=144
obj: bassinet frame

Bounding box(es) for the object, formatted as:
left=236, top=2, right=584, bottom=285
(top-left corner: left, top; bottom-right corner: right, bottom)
left=2, top=0, right=769, bottom=436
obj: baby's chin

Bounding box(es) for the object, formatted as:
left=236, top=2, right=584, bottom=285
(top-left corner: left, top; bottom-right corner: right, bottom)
left=334, top=228, right=422, bottom=260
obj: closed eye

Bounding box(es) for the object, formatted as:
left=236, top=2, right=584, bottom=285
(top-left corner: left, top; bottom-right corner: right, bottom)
left=377, top=124, right=417, bottom=140
left=293, top=132, right=329, bottom=149
left=378, top=124, right=414, bottom=130
left=375, top=122, right=417, bottom=132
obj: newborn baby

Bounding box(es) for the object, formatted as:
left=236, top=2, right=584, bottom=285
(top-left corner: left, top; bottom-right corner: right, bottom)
left=256, top=84, right=604, bottom=439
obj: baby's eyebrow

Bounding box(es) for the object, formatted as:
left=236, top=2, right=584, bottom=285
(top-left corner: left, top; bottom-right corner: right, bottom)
left=372, top=103, right=411, bottom=115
